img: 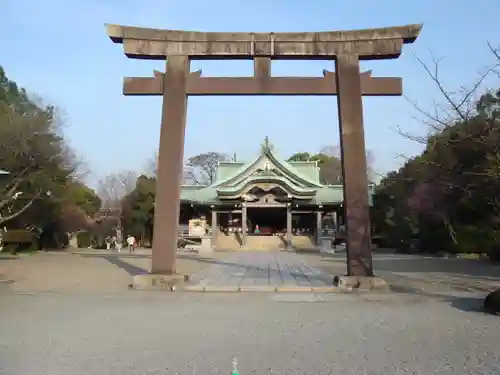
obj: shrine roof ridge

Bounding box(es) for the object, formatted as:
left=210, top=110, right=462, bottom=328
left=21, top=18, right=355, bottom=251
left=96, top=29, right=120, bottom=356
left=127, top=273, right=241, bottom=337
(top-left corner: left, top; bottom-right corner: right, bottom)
left=106, top=24, right=422, bottom=44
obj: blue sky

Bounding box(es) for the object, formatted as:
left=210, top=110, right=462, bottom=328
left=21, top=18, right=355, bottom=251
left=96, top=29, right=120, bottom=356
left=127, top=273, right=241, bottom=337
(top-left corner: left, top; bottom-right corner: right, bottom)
left=2, top=0, right=499, bottom=187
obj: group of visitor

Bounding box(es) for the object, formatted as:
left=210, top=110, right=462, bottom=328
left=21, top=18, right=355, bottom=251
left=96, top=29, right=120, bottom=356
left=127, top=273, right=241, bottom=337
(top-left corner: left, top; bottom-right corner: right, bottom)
left=104, top=235, right=137, bottom=253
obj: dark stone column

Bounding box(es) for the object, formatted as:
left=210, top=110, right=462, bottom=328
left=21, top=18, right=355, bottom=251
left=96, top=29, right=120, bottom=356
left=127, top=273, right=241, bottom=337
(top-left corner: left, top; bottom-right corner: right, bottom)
left=211, top=209, right=218, bottom=249
left=332, top=210, right=338, bottom=231
left=241, top=204, right=247, bottom=247
left=335, top=54, right=373, bottom=277
left=316, top=210, right=322, bottom=245
left=286, top=204, right=292, bottom=249
left=151, top=56, right=190, bottom=274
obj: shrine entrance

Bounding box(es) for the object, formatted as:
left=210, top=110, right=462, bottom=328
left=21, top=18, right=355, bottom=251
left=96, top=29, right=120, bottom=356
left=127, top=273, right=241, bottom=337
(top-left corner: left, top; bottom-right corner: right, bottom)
left=244, top=207, right=287, bottom=251
left=247, top=207, right=286, bottom=235
left=106, top=23, right=422, bottom=277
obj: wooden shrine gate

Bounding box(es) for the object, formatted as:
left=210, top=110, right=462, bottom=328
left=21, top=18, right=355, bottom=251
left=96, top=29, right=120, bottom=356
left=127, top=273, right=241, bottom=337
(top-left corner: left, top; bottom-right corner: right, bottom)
left=106, top=24, right=422, bottom=278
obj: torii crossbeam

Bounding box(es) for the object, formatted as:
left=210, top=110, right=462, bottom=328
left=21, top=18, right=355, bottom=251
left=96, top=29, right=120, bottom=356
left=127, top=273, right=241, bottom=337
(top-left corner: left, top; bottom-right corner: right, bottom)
left=106, top=23, right=422, bottom=280
left=123, top=67, right=402, bottom=96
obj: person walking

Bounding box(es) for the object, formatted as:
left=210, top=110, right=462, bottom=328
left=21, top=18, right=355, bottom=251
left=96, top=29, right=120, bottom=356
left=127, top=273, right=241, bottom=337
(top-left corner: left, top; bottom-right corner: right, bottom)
left=113, top=235, right=121, bottom=253
left=126, top=235, right=136, bottom=253
left=105, top=236, right=112, bottom=250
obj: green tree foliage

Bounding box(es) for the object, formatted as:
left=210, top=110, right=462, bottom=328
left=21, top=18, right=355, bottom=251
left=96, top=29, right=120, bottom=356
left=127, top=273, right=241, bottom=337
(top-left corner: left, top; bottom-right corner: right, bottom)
left=373, top=88, right=500, bottom=257
left=287, top=148, right=343, bottom=184
left=0, top=66, right=100, bottom=248
left=121, top=151, right=228, bottom=245
left=121, top=175, right=156, bottom=245
left=287, top=146, right=376, bottom=184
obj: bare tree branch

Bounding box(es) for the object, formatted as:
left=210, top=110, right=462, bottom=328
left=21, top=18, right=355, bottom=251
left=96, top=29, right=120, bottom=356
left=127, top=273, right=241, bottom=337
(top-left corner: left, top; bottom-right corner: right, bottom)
left=97, top=171, right=137, bottom=211
left=186, top=152, right=228, bottom=185
left=144, top=152, right=158, bottom=178
left=397, top=47, right=500, bottom=152
left=0, top=191, right=42, bottom=225
left=488, top=42, right=500, bottom=62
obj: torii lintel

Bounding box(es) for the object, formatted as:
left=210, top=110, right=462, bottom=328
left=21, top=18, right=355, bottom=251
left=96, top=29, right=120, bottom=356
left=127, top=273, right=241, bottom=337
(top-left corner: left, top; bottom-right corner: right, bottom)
left=106, top=24, right=422, bottom=60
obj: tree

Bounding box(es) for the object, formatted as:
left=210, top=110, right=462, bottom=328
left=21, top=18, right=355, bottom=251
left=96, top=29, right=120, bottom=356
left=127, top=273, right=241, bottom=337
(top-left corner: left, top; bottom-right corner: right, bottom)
left=57, top=180, right=101, bottom=235
left=287, top=145, right=376, bottom=185
left=97, top=170, right=138, bottom=240
left=287, top=152, right=312, bottom=162
left=121, top=175, right=156, bottom=245
left=0, top=66, right=78, bottom=228
left=144, top=152, right=158, bottom=178
left=287, top=149, right=342, bottom=185
left=371, top=160, right=423, bottom=250
left=65, top=180, right=101, bottom=217
left=318, top=145, right=377, bottom=183
left=185, top=152, right=228, bottom=185
left=144, top=152, right=198, bottom=184
left=0, top=66, right=100, bottom=249
left=97, top=171, right=137, bottom=210
left=314, top=148, right=343, bottom=185
left=373, top=44, right=500, bottom=256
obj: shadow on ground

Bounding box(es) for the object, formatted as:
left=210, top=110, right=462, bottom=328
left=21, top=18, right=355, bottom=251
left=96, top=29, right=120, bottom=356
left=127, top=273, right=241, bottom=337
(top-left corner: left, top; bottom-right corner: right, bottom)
left=0, top=254, right=20, bottom=261
left=449, top=296, right=487, bottom=313
left=390, top=283, right=491, bottom=314
left=76, top=254, right=149, bottom=276
left=79, top=251, right=499, bottom=295
left=315, top=251, right=500, bottom=282
left=78, top=252, right=334, bottom=283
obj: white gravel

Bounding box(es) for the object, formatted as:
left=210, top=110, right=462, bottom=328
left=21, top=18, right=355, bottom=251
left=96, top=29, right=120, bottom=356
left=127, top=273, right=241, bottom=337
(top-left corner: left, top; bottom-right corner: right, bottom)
left=1, top=291, right=498, bottom=375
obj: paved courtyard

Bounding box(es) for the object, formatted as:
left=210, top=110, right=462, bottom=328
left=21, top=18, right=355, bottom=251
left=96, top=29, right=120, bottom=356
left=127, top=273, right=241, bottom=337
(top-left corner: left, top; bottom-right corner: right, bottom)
left=185, top=251, right=336, bottom=292
left=1, top=249, right=499, bottom=295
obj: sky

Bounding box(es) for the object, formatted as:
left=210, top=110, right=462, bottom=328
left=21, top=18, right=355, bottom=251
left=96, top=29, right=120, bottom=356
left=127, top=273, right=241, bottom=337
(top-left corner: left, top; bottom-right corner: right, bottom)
left=2, top=0, right=499, bottom=187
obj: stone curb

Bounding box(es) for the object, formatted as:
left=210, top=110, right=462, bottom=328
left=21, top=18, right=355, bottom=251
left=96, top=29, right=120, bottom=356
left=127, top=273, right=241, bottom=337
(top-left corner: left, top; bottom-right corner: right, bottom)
left=183, top=285, right=207, bottom=292
left=311, top=286, right=351, bottom=293
left=181, top=285, right=354, bottom=293
left=275, top=286, right=319, bottom=293
left=203, top=286, right=241, bottom=292
left=239, top=286, right=278, bottom=293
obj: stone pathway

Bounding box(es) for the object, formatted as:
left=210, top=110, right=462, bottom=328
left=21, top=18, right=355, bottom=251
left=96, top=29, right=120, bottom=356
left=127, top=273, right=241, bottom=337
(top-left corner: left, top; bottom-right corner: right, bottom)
left=185, top=251, right=336, bottom=292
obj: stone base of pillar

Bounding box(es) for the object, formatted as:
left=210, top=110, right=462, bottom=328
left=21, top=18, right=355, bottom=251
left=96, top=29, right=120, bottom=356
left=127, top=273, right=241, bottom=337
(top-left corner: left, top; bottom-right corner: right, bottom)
left=129, top=273, right=188, bottom=291
left=332, top=275, right=388, bottom=291
left=319, top=237, right=333, bottom=252
left=185, top=237, right=213, bottom=253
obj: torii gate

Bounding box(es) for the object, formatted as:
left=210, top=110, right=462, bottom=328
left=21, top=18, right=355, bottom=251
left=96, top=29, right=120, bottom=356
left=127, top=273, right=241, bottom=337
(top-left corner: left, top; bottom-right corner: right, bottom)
left=106, top=24, right=421, bottom=280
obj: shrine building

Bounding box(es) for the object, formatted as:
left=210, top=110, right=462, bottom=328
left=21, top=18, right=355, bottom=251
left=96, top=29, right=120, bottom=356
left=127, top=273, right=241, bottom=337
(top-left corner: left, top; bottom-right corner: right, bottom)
left=179, top=138, right=374, bottom=251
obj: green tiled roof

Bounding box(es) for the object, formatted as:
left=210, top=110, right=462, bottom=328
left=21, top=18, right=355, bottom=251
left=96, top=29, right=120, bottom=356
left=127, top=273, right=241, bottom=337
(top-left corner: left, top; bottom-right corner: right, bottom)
left=180, top=138, right=374, bottom=206
left=213, top=161, right=245, bottom=183
left=212, top=143, right=323, bottom=189
left=287, top=161, right=320, bottom=183
left=180, top=184, right=375, bottom=205
left=217, top=176, right=316, bottom=196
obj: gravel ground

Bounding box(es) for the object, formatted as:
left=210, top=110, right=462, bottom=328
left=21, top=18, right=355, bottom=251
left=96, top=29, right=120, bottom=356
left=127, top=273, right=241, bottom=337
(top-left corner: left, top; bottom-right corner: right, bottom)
left=1, top=250, right=499, bottom=375
left=1, top=291, right=499, bottom=375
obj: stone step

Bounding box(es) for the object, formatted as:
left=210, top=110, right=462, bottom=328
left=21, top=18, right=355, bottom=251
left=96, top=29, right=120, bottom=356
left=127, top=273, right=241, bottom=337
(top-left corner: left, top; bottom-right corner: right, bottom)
left=291, top=235, right=316, bottom=250
left=214, top=233, right=319, bottom=251
left=215, top=233, right=241, bottom=250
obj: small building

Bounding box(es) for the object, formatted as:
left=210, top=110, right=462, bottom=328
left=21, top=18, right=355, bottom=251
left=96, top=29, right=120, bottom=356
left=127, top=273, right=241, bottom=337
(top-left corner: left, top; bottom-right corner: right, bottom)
left=179, top=138, right=374, bottom=250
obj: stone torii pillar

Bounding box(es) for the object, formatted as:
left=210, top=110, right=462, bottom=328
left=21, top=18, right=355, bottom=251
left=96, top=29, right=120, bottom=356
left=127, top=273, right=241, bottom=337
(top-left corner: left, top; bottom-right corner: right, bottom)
left=106, top=23, right=421, bottom=281
left=151, top=56, right=189, bottom=274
